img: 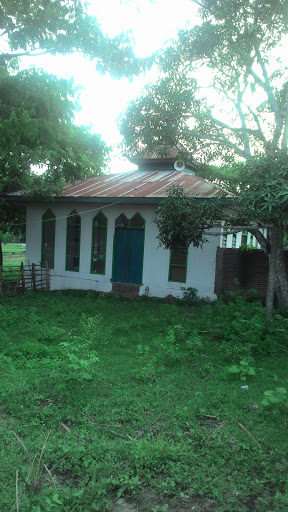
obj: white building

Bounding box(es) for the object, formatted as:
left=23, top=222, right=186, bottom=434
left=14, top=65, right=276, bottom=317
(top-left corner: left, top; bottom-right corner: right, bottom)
left=10, top=155, right=233, bottom=299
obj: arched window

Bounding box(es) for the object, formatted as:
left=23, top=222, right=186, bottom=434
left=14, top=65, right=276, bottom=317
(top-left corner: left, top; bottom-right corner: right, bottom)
left=115, top=213, right=145, bottom=229
left=41, top=209, right=56, bottom=269
left=91, top=212, right=107, bottom=274
left=66, top=210, right=81, bottom=271
left=115, top=213, right=129, bottom=229
left=130, top=213, right=145, bottom=229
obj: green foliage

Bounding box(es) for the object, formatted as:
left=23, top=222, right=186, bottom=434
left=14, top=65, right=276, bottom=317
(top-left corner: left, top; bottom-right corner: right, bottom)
left=14, top=430, right=52, bottom=496
left=216, top=304, right=265, bottom=359
left=228, top=359, right=256, bottom=381
left=0, top=291, right=288, bottom=511
left=120, top=0, right=288, bottom=163
left=237, top=151, right=288, bottom=226
left=0, top=68, right=109, bottom=195
left=0, top=0, right=149, bottom=78
left=55, top=314, right=111, bottom=394
left=0, top=67, right=109, bottom=245
left=157, top=325, right=182, bottom=362
left=0, top=0, right=152, bottom=241
left=181, top=286, right=211, bottom=305
left=155, top=186, right=223, bottom=250
left=181, top=286, right=201, bottom=304
left=262, top=388, right=288, bottom=408
left=238, top=244, right=258, bottom=252
left=119, top=0, right=288, bottom=312
left=186, top=332, right=203, bottom=357
left=213, top=292, right=288, bottom=357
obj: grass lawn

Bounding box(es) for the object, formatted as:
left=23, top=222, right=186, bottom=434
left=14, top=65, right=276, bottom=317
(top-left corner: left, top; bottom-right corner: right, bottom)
left=2, top=243, right=26, bottom=267
left=0, top=291, right=287, bottom=511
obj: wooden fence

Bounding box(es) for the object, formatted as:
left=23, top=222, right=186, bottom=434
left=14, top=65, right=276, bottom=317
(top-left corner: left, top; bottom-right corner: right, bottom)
left=0, top=262, right=50, bottom=296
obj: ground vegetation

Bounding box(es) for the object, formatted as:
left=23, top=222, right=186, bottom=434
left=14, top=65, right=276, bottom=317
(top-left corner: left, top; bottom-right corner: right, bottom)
left=0, top=291, right=287, bottom=511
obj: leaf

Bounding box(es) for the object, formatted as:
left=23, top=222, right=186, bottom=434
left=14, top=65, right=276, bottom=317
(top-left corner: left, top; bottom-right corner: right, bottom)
left=276, top=387, right=287, bottom=395
left=52, top=494, right=63, bottom=505
left=228, top=365, right=240, bottom=373
left=261, top=399, right=270, bottom=406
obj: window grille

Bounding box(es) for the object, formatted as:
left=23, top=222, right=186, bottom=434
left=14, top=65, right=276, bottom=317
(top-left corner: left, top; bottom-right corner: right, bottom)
left=66, top=210, right=81, bottom=271
left=41, top=209, right=55, bottom=269
left=169, top=248, right=187, bottom=283
left=91, top=212, right=107, bottom=274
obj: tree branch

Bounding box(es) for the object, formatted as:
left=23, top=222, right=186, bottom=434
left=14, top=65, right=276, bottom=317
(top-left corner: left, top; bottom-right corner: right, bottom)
left=191, top=131, right=248, bottom=159
left=247, top=228, right=269, bottom=253
left=243, top=102, right=269, bottom=149
left=1, top=49, right=54, bottom=60
left=1, top=46, right=110, bottom=62
left=196, top=112, right=262, bottom=137
left=202, top=224, right=271, bottom=236
left=196, top=83, right=266, bottom=150
left=254, top=46, right=279, bottom=116
left=189, top=0, right=204, bottom=7
left=235, top=80, right=251, bottom=156
left=203, top=225, right=269, bottom=253
left=246, top=66, right=266, bottom=91
left=253, top=45, right=283, bottom=148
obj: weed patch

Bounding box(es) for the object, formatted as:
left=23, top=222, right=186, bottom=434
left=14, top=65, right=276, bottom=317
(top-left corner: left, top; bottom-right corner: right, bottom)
left=0, top=291, right=287, bottom=511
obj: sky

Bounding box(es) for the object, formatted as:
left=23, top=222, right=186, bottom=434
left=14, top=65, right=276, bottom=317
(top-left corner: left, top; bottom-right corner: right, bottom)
left=23, top=0, right=200, bottom=173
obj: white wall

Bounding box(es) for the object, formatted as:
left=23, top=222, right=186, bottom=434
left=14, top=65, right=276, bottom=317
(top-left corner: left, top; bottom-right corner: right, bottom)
left=26, top=202, right=221, bottom=299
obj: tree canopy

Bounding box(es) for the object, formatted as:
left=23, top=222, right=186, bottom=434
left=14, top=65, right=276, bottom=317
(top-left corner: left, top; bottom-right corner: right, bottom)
left=120, top=0, right=288, bottom=315
left=155, top=186, right=224, bottom=250
left=0, top=68, right=109, bottom=195
left=0, top=0, right=148, bottom=77
left=155, top=152, right=288, bottom=317
left=0, top=0, right=151, bottom=194
left=120, top=0, right=288, bottom=163
left=0, top=0, right=152, bottom=262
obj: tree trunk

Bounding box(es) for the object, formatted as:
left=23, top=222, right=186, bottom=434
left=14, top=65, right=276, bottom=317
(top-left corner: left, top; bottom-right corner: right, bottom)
left=265, top=226, right=279, bottom=320
left=275, top=227, right=288, bottom=308
left=0, top=240, right=2, bottom=270
left=249, top=225, right=288, bottom=313
left=0, top=240, right=2, bottom=296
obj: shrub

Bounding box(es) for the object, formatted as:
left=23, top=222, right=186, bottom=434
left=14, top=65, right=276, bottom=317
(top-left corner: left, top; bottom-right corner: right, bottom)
left=262, top=388, right=288, bottom=408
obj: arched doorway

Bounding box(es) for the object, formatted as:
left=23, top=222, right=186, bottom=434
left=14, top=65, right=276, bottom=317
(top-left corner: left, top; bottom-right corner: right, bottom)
left=113, top=213, right=145, bottom=285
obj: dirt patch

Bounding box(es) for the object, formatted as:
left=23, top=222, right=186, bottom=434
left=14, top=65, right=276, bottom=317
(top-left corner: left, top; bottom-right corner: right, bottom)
left=0, top=406, right=13, bottom=428
left=112, top=490, right=218, bottom=512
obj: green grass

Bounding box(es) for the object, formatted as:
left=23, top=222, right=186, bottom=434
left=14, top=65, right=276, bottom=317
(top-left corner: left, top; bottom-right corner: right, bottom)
left=2, top=243, right=26, bottom=267
left=0, top=291, right=287, bottom=511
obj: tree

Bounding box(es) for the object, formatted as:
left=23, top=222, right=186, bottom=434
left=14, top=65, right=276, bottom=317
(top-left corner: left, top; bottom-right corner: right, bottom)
left=0, top=67, right=109, bottom=267
left=0, top=0, right=150, bottom=190
left=120, top=0, right=288, bottom=159
left=236, top=152, right=288, bottom=316
left=0, top=0, right=151, bottom=265
left=0, top=68, right=109, bottom=193
left=120, top=0, right=288, bottom=314
left=0, top=0, right=148, bottom=77
left=155, top=152, right=288, bottom=318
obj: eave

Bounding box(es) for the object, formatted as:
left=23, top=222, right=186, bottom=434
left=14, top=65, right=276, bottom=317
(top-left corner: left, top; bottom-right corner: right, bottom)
left=2, top=195, right=234, bottom=206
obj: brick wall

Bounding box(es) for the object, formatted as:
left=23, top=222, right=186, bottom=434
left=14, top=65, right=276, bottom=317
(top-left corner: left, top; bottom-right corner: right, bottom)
left=215, top=248, right=288, bottom=299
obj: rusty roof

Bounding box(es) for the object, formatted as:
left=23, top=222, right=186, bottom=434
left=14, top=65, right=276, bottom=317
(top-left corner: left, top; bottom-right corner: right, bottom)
left=59, top=170, right=232, bottom=200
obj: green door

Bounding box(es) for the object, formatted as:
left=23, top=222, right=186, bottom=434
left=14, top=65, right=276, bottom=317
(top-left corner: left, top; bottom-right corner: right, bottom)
left=113, top=228, right=144, bottom=284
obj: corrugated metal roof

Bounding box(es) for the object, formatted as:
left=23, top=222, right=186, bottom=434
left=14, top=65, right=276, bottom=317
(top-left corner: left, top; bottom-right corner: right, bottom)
left=59, top=170, right=232, bottom=199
